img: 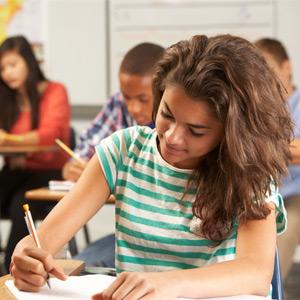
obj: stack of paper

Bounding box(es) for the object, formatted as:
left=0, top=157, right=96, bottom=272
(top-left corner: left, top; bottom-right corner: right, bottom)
left=48, top=180, right=75, bottom=191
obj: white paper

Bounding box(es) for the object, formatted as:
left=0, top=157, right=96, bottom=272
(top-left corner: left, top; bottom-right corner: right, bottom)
left=5, top=274, right=115, bottom=300
left=5, top=274, right=268, bottom=300
left=48, top=180, right=75, bottom=191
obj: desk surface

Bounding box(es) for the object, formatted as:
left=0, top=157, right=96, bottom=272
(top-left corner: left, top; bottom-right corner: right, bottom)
left=0, top=259, right=84, bottom=300
left=0, top=145, right=57, bottom=155
left=25, top=187, right=116, bottom=204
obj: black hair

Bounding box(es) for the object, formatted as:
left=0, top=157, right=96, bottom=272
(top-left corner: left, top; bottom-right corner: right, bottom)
left=120, top=42, right=164, bottom=76
left=0, top=35, right=46, bottom=130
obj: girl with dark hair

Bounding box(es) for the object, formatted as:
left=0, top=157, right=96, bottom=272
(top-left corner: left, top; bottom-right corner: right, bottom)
left=0, top=36, right=70, bottom=271
left=11, top=35, right=292, bottom=299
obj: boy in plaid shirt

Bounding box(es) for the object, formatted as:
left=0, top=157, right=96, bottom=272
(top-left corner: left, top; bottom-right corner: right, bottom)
left=63, top=42, right=163, bottom=181
left=63, top=43, right=164, bottom=267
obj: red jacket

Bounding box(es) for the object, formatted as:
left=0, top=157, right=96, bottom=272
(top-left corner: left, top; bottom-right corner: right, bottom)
left=10, top=82, right=71, bottom=170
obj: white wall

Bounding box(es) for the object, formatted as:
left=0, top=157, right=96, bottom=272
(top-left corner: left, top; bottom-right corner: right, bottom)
left=277, top=0, right=300, bottom=86
left=42, top=0, right=300, bottom=107
left=45, top=0, right=107, bottom=106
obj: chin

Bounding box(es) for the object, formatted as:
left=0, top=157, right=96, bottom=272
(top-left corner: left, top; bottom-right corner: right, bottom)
left=162, top=150, right=182, bottom=165
left=7, top=83, right=19, bottom=90
left=137, top=120, right=149, bottom=126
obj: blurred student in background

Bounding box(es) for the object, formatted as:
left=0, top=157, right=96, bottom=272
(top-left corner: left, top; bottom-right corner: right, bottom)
left=63, top=42, right=164, bottom=267
left=0, top=35, right=70, bottom=271
left=255, top=38, right=300, bottom=283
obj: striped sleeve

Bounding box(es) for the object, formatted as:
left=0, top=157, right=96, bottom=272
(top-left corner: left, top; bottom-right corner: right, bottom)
left=265, top=185, right=287, bottom=235
left=95, top=127, right=134, bottom=193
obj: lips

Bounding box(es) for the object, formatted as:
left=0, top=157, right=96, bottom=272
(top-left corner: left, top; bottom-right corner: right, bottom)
left=6, top=80, right=18, bottom=86
left=164, top=142, right=185, bottom=156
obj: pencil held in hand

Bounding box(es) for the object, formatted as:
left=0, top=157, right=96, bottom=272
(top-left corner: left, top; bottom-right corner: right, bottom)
left=55, top=138, right=85, bottom=166
left=23, top=204, right=51, bottom=289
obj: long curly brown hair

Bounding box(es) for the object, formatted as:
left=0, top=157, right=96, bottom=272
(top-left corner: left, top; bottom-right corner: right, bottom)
left=152, top=34, right=293, bottom=242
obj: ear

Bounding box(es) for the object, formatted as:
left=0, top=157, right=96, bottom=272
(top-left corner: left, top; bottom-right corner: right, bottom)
left=281, top=60, right=292, bottom=79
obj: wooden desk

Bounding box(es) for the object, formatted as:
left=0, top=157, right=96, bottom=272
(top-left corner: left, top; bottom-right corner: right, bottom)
left=0, top=145, right=57, bottom=155
left=25, top=187, right=116, bottom=204
left=0, top=259, right=84, bottom=300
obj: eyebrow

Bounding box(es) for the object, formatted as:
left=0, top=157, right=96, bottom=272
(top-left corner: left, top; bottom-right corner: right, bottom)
left=164, top=101, right=211, bottom=129
left=121, top=90, right=147, bottom=99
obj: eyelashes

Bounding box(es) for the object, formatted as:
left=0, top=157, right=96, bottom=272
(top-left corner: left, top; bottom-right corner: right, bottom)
left=160, top=110, right=204, bottom=137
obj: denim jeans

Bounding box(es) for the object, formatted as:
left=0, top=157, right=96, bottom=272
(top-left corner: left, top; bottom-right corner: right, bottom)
left=74, top=233, right=115, bottom=267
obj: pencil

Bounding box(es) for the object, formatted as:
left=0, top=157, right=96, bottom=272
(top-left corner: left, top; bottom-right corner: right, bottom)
left=23, top=204, right=51, bottom=289
left=4, top=134, right=24, bottom=142
left=55, top=138, right=85, bottom=166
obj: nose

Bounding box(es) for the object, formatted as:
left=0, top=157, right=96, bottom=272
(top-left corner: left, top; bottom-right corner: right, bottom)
left=127, top=100, right=142, bottom=116
left=165, top=124, right=185, bottom=146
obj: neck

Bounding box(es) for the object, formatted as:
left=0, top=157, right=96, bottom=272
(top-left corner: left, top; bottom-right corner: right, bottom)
left=38, top=80, right=48, bottom=94
left=17, top=86, right=30, bottom=111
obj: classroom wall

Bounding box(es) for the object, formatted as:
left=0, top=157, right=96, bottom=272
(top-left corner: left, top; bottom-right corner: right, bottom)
left=5, top=0, right=300, bottom=111
left=42, top=0, right=300, bottom=111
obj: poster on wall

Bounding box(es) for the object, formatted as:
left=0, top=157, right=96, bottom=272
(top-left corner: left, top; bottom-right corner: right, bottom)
left=0, top=0, right=45, bottom=64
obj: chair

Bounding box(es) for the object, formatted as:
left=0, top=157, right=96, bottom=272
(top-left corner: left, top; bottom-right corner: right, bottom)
left=69, top=127, right=77, bottom=150
left=272, top=249, right=284, bottom=300
left=68, top=127, right=91, bottom=251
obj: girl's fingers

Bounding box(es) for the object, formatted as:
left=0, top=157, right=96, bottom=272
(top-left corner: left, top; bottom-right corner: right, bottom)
left=12, top=253, right=48, bottom=277
left=13, top=277, right=43, bottom=292
left=96, top=273, right=151, bottom=300
left=48, top=265, right=68, bottom=281
left=120, top=277, right=154, bottom=300
left=27, top=248, right=68, bottom=281
left=12, top=267, right=47, bottom=288
left=95, top=275, right=126, bottom=299
left=92, top=284, right=152, bottom=300
left=12, top=247, right=67, bottom=282
left=91, top=293, right=104, bottom=300
left=140, top=293, right=157, bottom=300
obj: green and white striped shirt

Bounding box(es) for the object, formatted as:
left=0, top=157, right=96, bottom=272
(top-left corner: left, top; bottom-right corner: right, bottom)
left=96, top=126, right=286, bottom=274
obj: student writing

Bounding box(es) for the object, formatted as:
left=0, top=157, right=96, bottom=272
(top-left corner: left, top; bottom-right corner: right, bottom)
left=11, top=34, right=292, bottom=299
left=0, top=35, right=70, bottom=272
left=62, top=42, right=164, bottom=182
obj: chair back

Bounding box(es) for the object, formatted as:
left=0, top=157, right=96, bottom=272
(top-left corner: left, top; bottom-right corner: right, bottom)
left=272, top=249, right=284, bottom=300
left=70, top=127, right=77, bottom=150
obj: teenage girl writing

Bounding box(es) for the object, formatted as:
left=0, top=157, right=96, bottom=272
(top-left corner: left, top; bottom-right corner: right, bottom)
left=11, top=35, right=291, bottom=299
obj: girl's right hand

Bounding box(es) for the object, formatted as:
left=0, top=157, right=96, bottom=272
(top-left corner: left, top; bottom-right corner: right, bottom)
left=10, top=244, right=67, bottom=292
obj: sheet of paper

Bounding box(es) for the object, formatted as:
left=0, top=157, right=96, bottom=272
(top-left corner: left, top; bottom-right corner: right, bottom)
left=5, top=274, right=115, bottom=300
left=178, top=297, right=267, bottom=300
left=48, top=180, right=75, bottom=191
left=5, top=274, right=268, bottom=300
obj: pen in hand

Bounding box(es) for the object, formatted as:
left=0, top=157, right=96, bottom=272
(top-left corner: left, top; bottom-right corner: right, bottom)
left=23, top=204, right=51, bottom=289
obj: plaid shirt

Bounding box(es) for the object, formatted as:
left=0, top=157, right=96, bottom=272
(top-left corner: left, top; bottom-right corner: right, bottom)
left=74, top=92, right=136, bottom=159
